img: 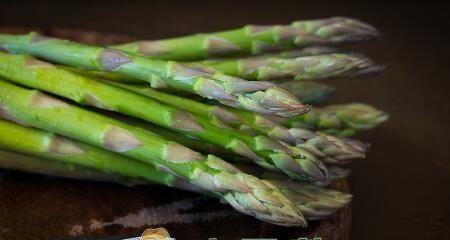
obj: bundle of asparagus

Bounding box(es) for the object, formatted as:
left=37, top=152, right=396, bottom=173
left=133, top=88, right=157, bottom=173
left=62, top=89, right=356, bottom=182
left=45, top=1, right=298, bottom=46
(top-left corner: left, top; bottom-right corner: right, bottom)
left=0, top=16, right=388, bottom=227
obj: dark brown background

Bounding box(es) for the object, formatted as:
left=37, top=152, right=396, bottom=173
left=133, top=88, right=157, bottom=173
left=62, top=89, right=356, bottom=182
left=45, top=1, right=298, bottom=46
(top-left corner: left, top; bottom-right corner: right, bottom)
left=1, top=0, right=450, bottom=239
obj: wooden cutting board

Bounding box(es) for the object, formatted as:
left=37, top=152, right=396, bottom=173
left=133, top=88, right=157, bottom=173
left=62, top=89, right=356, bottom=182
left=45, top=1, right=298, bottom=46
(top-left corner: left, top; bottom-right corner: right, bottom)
left=0, top=27, right=351, bottom=240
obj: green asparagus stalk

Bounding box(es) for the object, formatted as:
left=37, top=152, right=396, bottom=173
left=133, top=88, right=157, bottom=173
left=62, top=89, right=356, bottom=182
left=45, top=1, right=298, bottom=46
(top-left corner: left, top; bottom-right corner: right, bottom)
left=103, top=81, right=365, bottom=165
left=111, top=114, right=233, bottom=156
left=278, top=103, right=389, bottom=137
left=112, top=17, right=378, bottom=61
left=61, top=67, right=200, bottom=98
left=93, top=78, right=332, bottom=106
left=59, top=65, right=144, bottom=84
left=278, top=81, right=334, bottom=104
left=0, top=53, right=326, bottom=181
left=106, top=82, right=295, bottom=142
left=0, top=148, right=348, bottom=220
left=106, top=81, right=245, bottom=127
left=0, top=149, right=131, bottom=184
left=0, top=119, right=181, bottom=187
left=0, top=33, right=308, bottom=117
left=61, top=46, right=340, bottom=87
left=0, top=80, right=306, bottom=226
left=192, top=53, right=379, bottom=81
left=49, top=68, right=336, bottom=106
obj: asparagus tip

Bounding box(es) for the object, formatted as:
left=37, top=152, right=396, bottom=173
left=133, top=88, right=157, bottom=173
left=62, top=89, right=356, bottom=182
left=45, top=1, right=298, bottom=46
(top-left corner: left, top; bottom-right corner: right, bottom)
left=271, top=152, right=328, bottom=182
left=336, top=103, right=389, bottom=130
left=323, top=17, right=381, bottom=41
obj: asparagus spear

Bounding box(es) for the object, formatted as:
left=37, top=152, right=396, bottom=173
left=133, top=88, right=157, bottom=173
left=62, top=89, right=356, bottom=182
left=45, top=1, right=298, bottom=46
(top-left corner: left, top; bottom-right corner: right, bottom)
left=0, top=53, right=325, bottom=181
left=91, top=77, right=333, bottom=105
left=59, top=65, right=144, bottom=84
left=3, top=121, right=351, bottom=221
left=233, top=163, right=351, bottom=219
left=278, top=81, right=334, bottom=104
left=61, top=46, right=340, bottom=87
left=0, top=119, right=200, bottom=188
left=278, top=103, right=389, bottom=137
left=112, top=17, right=378, bottom=61
left=51, top=67, right=335, bottom=107
left=0, top=149, right=130, bottom=184
left=225, top=108, right=366, bottom=165
left=0, top=119, right=196, bottom=187
left=192, top=53, right=379, bottom=81
left=287, top=128, right=367, bottom=165
left=266, top=178, right=351, bottom=220
left=0, top=33, right=307, bottom=117
left=0, top=80, right=306, bottom=226
left=103, top=81, right=365, bottom=165
left=0, top=148, right=348, bottom=220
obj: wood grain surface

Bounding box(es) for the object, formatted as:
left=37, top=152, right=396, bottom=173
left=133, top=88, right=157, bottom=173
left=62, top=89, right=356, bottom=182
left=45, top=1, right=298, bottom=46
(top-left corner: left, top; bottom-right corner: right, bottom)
left=0, top=170, right=351, bottom=240
left=1, top=1, right=450, bottom=239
